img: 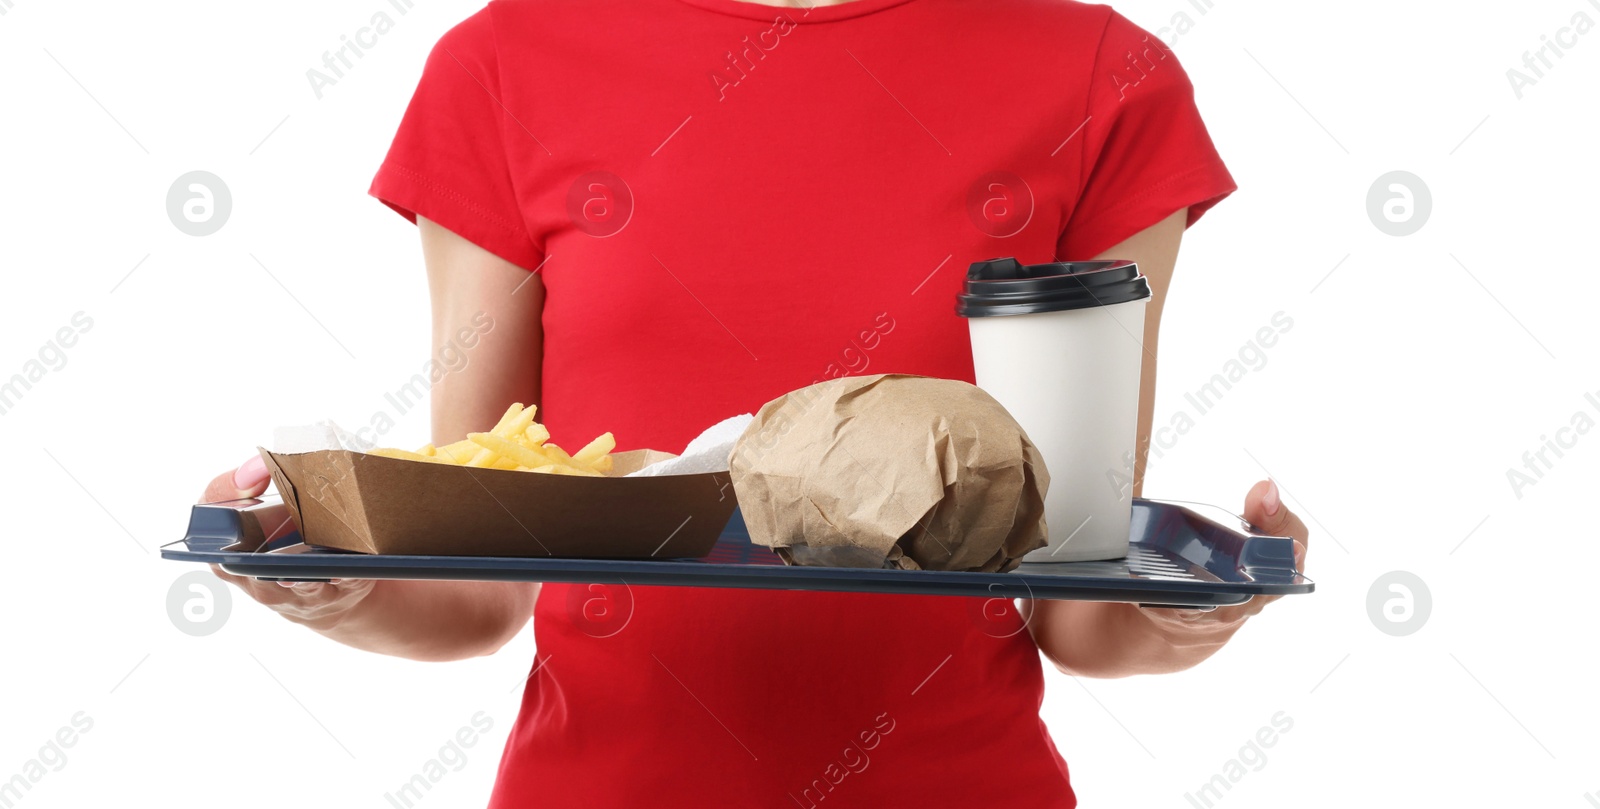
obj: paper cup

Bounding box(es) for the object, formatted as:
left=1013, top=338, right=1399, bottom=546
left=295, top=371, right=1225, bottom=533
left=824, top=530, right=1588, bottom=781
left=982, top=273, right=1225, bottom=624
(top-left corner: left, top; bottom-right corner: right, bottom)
left=957, top=258, right=1151, bottom=562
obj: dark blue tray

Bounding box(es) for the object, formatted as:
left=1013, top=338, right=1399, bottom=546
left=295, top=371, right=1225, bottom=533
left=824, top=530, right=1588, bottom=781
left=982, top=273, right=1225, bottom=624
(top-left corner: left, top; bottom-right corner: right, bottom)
left=161, top=497, right=1311, bottom=608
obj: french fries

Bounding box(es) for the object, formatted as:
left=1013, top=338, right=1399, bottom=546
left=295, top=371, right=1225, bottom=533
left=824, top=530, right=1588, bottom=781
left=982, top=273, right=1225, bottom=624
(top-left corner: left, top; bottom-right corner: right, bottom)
left=368, top=447, right=448, bottom=464
left=367, top=403, right=613, bottom=477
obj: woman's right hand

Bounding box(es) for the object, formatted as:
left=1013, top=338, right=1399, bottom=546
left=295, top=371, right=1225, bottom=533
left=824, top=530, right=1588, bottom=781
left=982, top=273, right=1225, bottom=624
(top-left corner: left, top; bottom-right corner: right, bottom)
left=200, top=455, right=377, bottom=631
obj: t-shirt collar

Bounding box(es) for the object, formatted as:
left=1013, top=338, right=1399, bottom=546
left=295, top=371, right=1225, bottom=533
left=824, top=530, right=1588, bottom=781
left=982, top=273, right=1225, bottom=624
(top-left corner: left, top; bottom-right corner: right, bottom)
left=671, top=0, right=922, bottom=24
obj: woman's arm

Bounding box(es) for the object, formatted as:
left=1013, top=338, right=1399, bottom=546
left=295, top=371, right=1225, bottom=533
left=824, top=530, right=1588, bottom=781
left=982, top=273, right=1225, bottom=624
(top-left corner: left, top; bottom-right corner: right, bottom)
left=212, top=217, right=544, bottom=662
left=1025, top=210, right=1308, bottom=678
left=328, top=217, right=545, bottom=659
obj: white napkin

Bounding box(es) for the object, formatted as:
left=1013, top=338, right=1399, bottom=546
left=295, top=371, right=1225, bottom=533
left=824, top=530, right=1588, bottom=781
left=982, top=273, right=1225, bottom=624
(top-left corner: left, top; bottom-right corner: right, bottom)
left=625, top=413, right=753, bottom=477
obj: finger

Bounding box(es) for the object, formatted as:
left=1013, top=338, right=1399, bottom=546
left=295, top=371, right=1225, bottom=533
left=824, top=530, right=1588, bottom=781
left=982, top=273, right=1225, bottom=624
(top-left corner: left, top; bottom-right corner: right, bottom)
left=276, top=579, right=355, bottom=593
left=199, top=455, right=273, bottom=504
left=1241, top=479, right=1309, bottom=542
left=1241, top=480, right=1312, bottom=576
left=211, top=565, right=276, bottom=598
left=210, top=565, right=296, bottom=606
left=210, top=564, right=248, bottom=587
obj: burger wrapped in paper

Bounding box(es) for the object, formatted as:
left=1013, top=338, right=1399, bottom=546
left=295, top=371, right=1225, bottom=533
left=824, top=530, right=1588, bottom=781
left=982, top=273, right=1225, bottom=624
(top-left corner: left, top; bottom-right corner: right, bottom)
left=729, top=374, right=1048, bottom=572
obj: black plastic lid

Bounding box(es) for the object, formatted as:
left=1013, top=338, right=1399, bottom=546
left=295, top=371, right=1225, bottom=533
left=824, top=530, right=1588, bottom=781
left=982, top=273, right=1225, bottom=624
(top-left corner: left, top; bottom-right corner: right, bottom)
left=956, top=258, right=1151, bottom=317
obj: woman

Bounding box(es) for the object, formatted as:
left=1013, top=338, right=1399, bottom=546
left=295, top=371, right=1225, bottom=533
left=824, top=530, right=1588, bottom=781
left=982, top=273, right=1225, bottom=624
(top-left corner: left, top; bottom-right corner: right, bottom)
left=204, top=0, right=1311, bottom=805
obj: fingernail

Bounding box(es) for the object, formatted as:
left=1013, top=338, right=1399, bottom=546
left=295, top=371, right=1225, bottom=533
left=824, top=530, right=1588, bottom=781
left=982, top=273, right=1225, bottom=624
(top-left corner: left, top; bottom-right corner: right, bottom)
left=233, top=455, right=269, bottom=490
left=1263, top=479, right=1281, bottom=516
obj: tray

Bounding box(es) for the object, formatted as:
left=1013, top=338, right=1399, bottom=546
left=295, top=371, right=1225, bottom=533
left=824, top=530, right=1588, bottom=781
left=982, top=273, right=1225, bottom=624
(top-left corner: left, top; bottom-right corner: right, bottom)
left=161, top=496, right=1312, bottom=608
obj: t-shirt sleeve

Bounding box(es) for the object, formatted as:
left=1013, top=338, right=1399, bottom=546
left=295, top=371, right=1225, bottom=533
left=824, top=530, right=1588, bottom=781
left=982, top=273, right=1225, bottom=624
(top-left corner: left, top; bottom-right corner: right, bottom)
left=1057, top=11, right=1237, bottom=260
left=368, top=7, right=543, bottom=270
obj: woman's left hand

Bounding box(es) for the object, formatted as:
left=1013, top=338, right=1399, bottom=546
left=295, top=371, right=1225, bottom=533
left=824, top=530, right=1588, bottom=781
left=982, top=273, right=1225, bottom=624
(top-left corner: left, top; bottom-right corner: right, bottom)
left=1147, top=479, right=1311, bottom=629
left=1030, top=479, right=1312, bottom=676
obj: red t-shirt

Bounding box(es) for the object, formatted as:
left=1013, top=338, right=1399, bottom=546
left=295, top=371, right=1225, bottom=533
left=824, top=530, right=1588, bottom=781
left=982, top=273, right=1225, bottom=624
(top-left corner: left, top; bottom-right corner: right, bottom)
left=370, top=0, right=1233, bottom=805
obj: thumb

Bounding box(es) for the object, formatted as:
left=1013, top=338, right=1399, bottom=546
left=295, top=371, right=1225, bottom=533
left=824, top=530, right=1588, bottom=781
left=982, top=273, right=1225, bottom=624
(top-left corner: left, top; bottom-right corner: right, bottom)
left=1241, top=478, right=1305, bottom=541
left=1242, top=478, right=1310, bottom=573
left=199, top=454, right=273, bottom=504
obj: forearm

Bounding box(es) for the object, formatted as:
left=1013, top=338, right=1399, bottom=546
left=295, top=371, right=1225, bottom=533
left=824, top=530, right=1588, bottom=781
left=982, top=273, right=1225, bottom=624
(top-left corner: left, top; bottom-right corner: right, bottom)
left=310, top=579, right=539, bottom=662
left=1027, top=598, right=1251, bottom=678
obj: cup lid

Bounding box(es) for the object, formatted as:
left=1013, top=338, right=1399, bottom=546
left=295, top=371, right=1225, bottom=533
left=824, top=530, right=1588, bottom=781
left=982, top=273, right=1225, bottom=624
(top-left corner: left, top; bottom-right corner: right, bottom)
left=956, top=258, right=1151, bottom=317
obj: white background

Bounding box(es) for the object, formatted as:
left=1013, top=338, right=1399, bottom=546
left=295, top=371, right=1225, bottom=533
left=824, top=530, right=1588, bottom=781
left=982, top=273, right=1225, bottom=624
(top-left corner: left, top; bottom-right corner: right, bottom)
left=2, top=0, right=1597, bottom=807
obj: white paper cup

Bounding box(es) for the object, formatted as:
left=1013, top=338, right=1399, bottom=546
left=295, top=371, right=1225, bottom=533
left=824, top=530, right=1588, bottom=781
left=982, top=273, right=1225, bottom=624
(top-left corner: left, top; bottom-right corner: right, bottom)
left=958, top=259, right=1151, bottom=562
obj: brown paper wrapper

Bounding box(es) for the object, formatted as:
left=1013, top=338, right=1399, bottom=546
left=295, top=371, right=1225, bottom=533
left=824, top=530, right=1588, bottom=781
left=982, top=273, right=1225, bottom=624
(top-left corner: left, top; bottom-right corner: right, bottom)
left=729, top=374, right=1048, bottom=572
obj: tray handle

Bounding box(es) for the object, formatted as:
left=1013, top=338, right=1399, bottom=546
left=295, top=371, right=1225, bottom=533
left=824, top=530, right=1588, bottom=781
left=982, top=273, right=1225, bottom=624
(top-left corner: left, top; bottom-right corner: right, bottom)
left=182, top=497, right=300, bottom=553
left=1142, top=498, right=1306, bottom=586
